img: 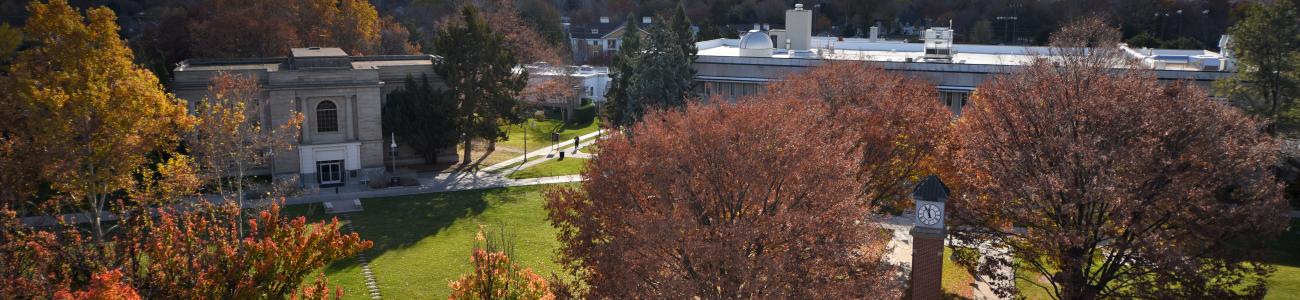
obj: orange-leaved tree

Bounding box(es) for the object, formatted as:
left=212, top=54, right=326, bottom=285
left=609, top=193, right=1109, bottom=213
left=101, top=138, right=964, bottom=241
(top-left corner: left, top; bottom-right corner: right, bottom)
left=947, top=17, right=1289, bottom=299
left=764, top=61, right=954, bottom=211
left=448, top=227, right=554, bottom=300
left=544, top=85, right=935, bottom=297
left=1, top=201, right=370, bottom=299
left=188, top=0, right=408, bottom=58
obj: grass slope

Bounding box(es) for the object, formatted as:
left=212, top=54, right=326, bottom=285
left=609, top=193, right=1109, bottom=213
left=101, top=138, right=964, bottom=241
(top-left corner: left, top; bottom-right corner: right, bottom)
left=286, top=185, right=569, bottom=299
left=1264, top=219, right=1300, bottom=300
left=943, top=247, right=976, bottom=299
left=506, top=157, right=588, bottom=179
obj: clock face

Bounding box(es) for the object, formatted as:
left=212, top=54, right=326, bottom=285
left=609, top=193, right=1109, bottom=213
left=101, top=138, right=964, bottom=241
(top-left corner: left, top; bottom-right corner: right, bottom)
left=918, top=203, right=942, bottom=226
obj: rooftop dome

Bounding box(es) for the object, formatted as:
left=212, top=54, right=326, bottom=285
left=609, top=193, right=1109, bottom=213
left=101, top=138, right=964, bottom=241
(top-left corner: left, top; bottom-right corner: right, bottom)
left=739, top=29, right=773, bottom=50
left=738, top=29, right=773, bottom=57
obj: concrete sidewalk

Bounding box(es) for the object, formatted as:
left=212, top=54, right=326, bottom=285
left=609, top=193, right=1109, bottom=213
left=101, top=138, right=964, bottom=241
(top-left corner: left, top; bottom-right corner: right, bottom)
left=480, top=129, right=605, bottom=173
left=285, top=172, right=582, bottom=205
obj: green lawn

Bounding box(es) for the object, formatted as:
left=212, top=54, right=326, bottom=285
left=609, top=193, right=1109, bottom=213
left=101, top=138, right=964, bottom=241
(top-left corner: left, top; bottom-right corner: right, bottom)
left=506, top=157, right=588, bottom=179
left=466, top=118, right=600, bottom=167
left=284, top=185, right=570, bottom=299
left=1263, top=219, right=1300, bottom=300
left=1011, top=219, right=1300, bottom=300
left=497, top=118, right=600, bottom=154
left=943, top=247, right=976, bottom=299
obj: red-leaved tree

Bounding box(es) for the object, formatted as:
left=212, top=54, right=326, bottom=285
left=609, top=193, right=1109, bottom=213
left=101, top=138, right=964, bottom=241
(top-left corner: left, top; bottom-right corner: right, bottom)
left=544, top=75, right=948, bottom=297
left=0, top=202, right=370, bottom=299
left=764, top=61, right=954, bottom=211
left=947, top=17, right=1289, bottom=299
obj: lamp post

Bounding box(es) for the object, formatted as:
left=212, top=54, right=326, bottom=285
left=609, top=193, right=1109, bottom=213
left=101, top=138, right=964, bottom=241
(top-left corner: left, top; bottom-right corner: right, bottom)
left=524, top=118, right=534, bottom=163
left=389, top=132, right=397, bottom=173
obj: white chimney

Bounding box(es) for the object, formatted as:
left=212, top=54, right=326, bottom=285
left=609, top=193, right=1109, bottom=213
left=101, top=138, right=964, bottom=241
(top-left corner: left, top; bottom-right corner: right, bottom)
left=600, top=16, right=609, bottom=24
left=642, top=16, right=651, bottom=24
left=785, top=4, right=812, bottom=51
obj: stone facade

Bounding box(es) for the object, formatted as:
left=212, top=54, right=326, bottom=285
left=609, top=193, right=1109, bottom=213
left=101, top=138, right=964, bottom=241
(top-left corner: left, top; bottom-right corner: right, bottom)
left=171, top=47, right=447, bottom=188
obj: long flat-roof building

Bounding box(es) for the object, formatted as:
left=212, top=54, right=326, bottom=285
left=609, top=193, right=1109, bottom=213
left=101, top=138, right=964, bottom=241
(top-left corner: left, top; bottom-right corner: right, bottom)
left=694, top=4, right=1236, bottom=115
left=171, top=47, right=443, bottom=188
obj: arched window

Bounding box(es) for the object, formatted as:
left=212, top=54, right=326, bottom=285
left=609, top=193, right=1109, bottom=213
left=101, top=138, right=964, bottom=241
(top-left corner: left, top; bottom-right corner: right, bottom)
left=316, top=100, right=338, bottom=132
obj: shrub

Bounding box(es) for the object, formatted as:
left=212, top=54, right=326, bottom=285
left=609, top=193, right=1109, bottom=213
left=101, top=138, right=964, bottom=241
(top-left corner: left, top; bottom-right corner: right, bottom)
left=572, top=103, right=596, bottom=125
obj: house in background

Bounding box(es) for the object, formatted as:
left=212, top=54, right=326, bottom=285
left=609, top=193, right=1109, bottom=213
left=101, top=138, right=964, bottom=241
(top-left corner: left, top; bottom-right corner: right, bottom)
left=567, top=16, right=651, bottom=65
left=523, top=64, right=610, bottom=121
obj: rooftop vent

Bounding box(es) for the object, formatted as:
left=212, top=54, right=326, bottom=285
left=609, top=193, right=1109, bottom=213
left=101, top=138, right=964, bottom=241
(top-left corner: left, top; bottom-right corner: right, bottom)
left=923, top=27, right=955, bottom=62
left=785, top=4, right=812, bottom=51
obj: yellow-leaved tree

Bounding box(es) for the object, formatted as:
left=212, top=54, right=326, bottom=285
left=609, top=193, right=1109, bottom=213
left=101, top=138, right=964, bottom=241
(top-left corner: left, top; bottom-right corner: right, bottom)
left=2, top=0, right=193, bottom=242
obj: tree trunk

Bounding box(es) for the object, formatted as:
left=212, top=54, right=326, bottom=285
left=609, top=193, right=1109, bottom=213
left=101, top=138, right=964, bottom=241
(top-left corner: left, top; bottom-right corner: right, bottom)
left=90, top=194, right=104, bottom=243
left=1058, top=264, right=1099, bottom=300
left=461, top=135, right=473, bottom=166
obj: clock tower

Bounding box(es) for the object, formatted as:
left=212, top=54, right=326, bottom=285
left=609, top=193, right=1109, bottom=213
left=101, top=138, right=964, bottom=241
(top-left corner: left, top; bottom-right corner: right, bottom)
left=910, top=175, right=949, bottom=300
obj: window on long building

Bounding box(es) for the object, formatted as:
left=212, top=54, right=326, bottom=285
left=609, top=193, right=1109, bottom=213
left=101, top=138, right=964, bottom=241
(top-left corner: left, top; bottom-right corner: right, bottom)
left=317, top=100, right=338, bottom=132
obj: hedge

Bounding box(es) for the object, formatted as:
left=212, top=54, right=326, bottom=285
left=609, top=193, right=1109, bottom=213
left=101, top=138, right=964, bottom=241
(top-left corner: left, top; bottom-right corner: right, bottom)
left=573, top=102, right=596, bottom=124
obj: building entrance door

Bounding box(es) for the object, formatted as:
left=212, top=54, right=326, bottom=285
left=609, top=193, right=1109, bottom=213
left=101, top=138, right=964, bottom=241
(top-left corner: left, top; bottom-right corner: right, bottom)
left=317, top=160, right=343, bottom=185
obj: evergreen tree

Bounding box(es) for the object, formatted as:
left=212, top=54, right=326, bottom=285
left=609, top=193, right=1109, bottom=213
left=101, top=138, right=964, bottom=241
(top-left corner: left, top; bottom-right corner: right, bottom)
left=669, top=6, right=697, bottom=63
left=604, top=14, right=643, bottom=127
left=628, top=25, right=692, bottom=112
left=604, top=9, right=697, bottom=128
left=382, top=75, right=460, bottom=164
left=433, top=5, right=528, bottom=166
left=1218, top=0, right=1300, bottom=133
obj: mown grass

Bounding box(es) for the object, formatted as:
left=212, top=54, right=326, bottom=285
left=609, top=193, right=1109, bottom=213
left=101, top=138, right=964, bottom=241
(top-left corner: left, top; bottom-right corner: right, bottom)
left=506, top=157, right=588, bottom=179
left=285, top=185, right=571, bottom=299
left=943, top=247, right=976, bottom=299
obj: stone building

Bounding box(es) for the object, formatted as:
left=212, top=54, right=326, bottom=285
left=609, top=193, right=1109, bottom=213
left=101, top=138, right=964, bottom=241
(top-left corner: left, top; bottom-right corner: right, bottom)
left=171, top=47, right=445, bottom=188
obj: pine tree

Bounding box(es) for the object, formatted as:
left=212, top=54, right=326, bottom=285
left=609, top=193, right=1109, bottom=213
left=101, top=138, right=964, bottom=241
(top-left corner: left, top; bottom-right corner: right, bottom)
left=604, top=14, right=643, bottom=127
left=604, top=10, right=697, bottom=128
left=382, top=75, right=461, bottom=163
left=434, top=5, right=528, bottom=166
left=628, top=25, right=692, bottom=112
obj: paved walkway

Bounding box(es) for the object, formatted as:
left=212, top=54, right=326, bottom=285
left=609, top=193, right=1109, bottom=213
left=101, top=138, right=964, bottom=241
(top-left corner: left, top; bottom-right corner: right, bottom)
left=479, top=130, right=604, bottom=173
left=491, top=135, right=604, bottom=175
left=285, top=172, right=583, bottom=205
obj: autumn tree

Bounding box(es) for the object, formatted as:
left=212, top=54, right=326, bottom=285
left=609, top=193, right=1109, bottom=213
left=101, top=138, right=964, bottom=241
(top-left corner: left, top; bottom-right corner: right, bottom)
left=545, top=94, right=916, bottom=298
left=763, top=61, right=954, bottom=211
left=0, top=22, right=19, bottom=64
left=1, top=0, right=193, bottom=242
left=188, top=72, right=303, bottom=221
left=448, top=227, right=554, bottom=300
left=0, top=201, right=370, bottom=299
left=1218, top=0, right=1300, bottom=133
left=438, top=0, right=566, bottom=64
left=188, top=0, right=410, bottom=58
left=948, top=18, right=1289, bottom=299
left=434, top=5, right=528, bottom=166
left=187, top=0, right=299, bottom=58
left=380, top=16, right=420, bottom=55
left=382, top=75, right=460, bottom=163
